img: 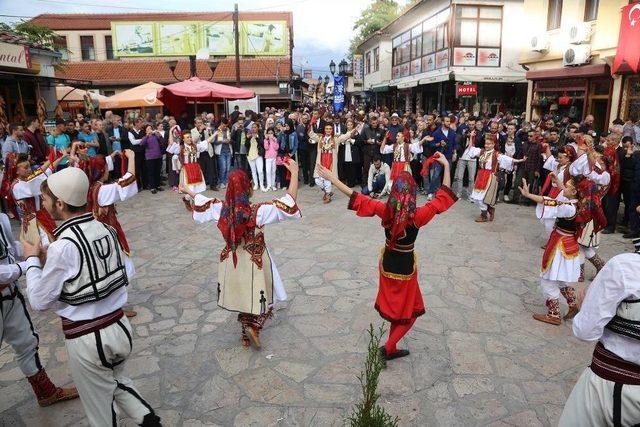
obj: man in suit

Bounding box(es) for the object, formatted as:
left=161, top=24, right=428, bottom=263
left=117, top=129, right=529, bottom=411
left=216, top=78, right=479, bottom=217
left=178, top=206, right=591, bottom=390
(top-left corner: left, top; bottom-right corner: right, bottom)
left=359, top=115, right=386, bottom=185
left=427, top=115, right=457, bottom=198
left=106, top=115, right=126, bottom=180
left=308, top=110, right=325, bottom=187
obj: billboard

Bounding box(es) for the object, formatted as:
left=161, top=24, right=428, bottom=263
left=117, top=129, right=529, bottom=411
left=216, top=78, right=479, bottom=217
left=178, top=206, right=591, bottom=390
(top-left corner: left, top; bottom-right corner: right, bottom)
left=112, top=23, right=155, bottom=57
left=242, top=21, right=287, bottom=56
left=158, top=22, right=199, bottom=55
left=203, top=22, right=235, bottom=55
left=111, top=20, right=288, bottom=57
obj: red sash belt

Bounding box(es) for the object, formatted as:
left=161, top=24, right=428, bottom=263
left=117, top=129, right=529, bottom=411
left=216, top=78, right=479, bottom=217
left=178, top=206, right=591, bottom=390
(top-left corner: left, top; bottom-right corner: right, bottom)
left=321, top=152, right=333, bottom=170
left=61, top=309, right=124, bottom=339
left=591, top=342, right=640, bottom=385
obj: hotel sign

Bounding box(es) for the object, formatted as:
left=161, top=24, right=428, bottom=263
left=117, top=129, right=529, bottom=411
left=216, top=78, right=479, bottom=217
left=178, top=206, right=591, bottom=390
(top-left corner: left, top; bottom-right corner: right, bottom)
left=0, top=42, right=31, bottom=70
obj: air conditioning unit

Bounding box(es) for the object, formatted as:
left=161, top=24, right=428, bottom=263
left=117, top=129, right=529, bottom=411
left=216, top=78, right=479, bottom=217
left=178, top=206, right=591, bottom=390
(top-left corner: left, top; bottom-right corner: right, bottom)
left=563, top=45, right=591, bottom=66
left=530, top=34, right=550, bottom=52
left=568, top=22, right=592, bottom=44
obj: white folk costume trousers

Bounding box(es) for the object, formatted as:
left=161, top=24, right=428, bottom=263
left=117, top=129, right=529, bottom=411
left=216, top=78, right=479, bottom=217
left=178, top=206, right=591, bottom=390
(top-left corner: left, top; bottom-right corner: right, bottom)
left=315, top=177, right=332, bottom=194
left=0, top=284, right=41, bottom=377
left=542, top=218, right=555, bottom=239
left=65, top=318, right=153, bottom=427
left=579, top=246, right=597, bottom=264
left=559, top=368, right=640, bottom=427
left=540, top=278, right=572, bottom=301
left=265, top=158, right=277, bottom=189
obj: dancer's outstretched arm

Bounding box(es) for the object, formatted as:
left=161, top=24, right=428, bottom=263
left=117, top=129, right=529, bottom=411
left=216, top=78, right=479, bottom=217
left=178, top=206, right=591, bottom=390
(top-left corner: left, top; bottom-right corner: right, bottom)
left=317, top=165, right=353, bottom=197
left=283, top=159, right=299, bottom=200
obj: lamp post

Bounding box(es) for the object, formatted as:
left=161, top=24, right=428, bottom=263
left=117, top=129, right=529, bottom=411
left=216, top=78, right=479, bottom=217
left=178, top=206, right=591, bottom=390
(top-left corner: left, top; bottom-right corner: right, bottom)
left=165, top=58, right=219, bottom=81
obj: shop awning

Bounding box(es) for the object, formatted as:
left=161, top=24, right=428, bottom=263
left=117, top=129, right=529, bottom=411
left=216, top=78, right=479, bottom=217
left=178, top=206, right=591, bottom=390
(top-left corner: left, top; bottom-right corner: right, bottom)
left=397, top=81, right=418, bottom=89
left=0, top=70, right=92, bottom=88
left=100, top=82, right=164, bottom=109
left=525, top=64, right=610, bottom=81
left=419, top=71, right=452, bottom=85
left=453, top=73, right=526, bottom=83
left=371, top=84, right=389, bottom=93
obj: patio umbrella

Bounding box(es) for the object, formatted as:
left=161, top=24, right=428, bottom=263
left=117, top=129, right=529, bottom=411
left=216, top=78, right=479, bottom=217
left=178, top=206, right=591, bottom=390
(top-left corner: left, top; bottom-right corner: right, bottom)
left=100, top=81, right=164, bottom=109
left=157, top=77, right=255, bottom=116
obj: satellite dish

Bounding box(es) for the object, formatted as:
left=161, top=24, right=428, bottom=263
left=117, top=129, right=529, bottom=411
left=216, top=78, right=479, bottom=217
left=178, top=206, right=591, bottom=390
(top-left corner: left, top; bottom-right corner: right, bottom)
left=196, top=47, right=210, bottom=60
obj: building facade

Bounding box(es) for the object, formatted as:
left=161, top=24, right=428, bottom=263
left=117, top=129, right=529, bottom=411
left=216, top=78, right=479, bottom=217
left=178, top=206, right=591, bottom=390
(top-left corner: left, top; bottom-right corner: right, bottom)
left=358, top=0, right=528, bottom=116
left=0, top=29, right=77, bottom=123
left=30, top=12, right=296, bottom=110
left=519, top=0, right=629, bottom=132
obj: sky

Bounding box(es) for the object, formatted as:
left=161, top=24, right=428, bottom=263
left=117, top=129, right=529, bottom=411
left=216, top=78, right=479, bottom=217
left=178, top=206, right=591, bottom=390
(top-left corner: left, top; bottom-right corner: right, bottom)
left=0, top=0, right=378, bottom=76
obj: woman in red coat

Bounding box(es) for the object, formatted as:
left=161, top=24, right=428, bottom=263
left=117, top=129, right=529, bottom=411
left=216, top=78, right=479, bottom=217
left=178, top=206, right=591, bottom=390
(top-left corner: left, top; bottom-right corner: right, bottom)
left=318, top=154, right=457, bottom=361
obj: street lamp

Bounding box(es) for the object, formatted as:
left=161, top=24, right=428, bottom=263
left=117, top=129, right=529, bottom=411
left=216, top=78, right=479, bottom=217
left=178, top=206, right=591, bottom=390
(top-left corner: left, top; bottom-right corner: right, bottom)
left=317, top=76, right=322, bottom=86
left=329, top=60, right=336, bottom=75
left=165, top=58, right=219, bottom=81
left=339, top=59, right=348, bottom=75
left=324, top=75, right=330, bottom=86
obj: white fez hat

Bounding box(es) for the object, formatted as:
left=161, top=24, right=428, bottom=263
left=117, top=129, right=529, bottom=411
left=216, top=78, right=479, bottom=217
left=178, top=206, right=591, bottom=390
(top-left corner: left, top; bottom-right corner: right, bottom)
left=47, top=167, right=89, bottom=207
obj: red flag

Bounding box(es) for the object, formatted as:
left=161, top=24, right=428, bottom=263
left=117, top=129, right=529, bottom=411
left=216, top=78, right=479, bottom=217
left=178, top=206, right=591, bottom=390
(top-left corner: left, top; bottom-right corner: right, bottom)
left=613, top=3, right=640, bottom=74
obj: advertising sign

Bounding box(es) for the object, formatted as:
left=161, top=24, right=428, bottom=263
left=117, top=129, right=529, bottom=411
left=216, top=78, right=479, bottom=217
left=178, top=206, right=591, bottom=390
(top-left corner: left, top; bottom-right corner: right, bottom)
left=202, top=22, right=235, bottom=55
left=0, top=42, right=31, bottom=69
left=457, top=83, right=478, bottom=97
left=400, top=63, right=410, bottom=77
left=392, top=66, right=400, bottom=79
left=158, top=22, right=199, bottom=55
left=303, top=69, right=312, bottom=79
left=333, top=75, right=345, bottom=112
left=422, top=54, right=435, bottom=72
left=453, top=47, right=476, bottom=66
left=112, top=23, right=155, bottom=57
left=352, top=54, right=364, bottom=82
left=477, top=48, right=500, bottom=67
left=242, top=21, right=287, bottom=56
left=435, top=49, right=449, bottom=69
left=411, top=58, right=421, bottom=75
left=112, top=20, right=288, bottom=57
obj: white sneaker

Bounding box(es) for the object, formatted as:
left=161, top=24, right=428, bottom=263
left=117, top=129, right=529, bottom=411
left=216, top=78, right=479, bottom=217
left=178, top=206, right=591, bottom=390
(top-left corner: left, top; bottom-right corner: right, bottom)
left=503, top=195, right=511, bottom=202
left=469, top=197, right=475, bottom=203
left=272, top=187, right=278, bottom=192
left=427, top=193, right=433, bottom=201
left=261, top=187, right=268, bottom=192
left=253, top=184, right=259, bottom=191
left=220, top=184, right=226, bottom=189
left=456, top=192, right=462, bottom=199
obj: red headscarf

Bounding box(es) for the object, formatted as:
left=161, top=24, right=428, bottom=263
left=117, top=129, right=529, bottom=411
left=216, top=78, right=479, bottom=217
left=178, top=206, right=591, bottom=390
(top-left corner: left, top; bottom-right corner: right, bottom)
left=217, top=169, right=254, bottom=266
left=382, top=171, right=417, bottom=249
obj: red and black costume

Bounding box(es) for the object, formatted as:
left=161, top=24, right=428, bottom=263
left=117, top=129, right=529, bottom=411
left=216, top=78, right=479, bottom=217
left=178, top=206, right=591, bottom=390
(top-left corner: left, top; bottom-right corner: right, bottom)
left=347, top=172, right=457, bottom=357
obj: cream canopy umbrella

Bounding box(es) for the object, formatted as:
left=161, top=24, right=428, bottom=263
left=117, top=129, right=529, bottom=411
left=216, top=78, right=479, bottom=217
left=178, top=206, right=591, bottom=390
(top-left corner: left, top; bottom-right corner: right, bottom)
left=56, top=86, right=108, bottom=102
left=100, top=82, right=164, bottom=109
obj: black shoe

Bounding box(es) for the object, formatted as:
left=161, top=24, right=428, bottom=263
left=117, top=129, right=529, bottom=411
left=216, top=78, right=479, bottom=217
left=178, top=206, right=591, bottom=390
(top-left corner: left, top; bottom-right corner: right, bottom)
left=379, top=346, right=410, bottom=361
left=151, top=189, right=157, bottom=194
left=309, top=183, right=315, bottom=188
left=157, top=187, right=164, bottom=191
left=623, top=232, right=640, bottom=239
left=601, top=228, right=615, bottom=234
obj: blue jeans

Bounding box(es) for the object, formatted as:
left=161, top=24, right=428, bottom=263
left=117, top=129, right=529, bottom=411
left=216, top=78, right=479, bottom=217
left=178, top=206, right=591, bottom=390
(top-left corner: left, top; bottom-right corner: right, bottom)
left=427, top=163, right=443, bottom=195
left=362, top=174, right=386, bottom=195
left=218, top=151, right=232, bottom=184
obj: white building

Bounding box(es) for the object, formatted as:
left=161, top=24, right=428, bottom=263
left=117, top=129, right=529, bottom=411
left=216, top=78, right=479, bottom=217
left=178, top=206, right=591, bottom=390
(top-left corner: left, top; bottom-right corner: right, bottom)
left=358, top=0, right=527, bottom=115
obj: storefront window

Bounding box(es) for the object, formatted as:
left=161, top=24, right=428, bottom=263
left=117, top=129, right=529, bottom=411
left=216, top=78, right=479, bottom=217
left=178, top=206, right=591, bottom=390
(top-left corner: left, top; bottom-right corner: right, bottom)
left=454, top=6, right=501, bottom=49
left=478, top=21, right=501, bottom=47
left=422, top=28, right=435, bottom=55
left=436, top=25, right=448, bottom=50
left=623, top=76, right=640, bottom=121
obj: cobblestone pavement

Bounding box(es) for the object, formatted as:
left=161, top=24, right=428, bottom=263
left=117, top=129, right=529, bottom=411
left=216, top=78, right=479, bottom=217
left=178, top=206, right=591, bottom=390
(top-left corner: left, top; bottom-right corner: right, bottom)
left=0, top=186, right=633, bottom=426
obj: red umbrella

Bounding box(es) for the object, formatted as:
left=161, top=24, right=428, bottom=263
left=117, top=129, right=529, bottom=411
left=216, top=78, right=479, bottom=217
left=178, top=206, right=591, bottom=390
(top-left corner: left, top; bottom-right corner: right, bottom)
left=158, top=77, right=255, bottom=115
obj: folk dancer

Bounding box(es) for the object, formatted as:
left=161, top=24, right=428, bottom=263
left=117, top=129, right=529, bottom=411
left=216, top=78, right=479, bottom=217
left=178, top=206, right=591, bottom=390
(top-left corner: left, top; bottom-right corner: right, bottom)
left=559, top=237, right=640, bottom=426
left=518, top=176, right=582, bottom=325
left=540, top=145, right=577, bottom=239
left=309, top=124, right=355, bottom=203
left=317, top=155, right=457, bottom=361
left=0, top=212, right=79, bottom=407
left=181, top=160, right=302, bottom=349
left=8, top=153, right=66, bottom=244
left=467, top=134, right=523, bottom=222
left=380, top=131, right=423, bottom=185
left=568, top=135, right=610, bottom=281
left=83, top=150, right=139, bottom=318
left=21, top=167, right=161, bottom=427
left=167, top=131, right=208, bottom=209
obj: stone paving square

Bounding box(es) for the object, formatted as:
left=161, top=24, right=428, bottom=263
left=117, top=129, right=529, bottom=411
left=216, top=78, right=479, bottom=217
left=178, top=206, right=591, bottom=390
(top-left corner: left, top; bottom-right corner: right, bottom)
left=0, top=186, right=631, bottom=426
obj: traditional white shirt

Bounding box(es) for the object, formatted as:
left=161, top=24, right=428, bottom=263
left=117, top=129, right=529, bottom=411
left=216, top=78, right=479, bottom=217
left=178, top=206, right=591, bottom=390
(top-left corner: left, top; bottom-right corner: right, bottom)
left=466, top=147, right=515, bottom=172
left=0, top=214, right=27, bottom=285
left=24, top=218, right=135, bottom=321
left=381, top=142, right=422, bottom=161
left=192, top=193, right=301, bottom=225
left=573, top=253, right=640, bottom=365
left=569, top=153, right=611, bottom=185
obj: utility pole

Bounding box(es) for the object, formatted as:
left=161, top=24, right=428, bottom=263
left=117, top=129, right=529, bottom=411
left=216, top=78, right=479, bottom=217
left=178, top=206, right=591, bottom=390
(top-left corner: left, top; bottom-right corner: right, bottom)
left=233, top=3, right=241, bottom=87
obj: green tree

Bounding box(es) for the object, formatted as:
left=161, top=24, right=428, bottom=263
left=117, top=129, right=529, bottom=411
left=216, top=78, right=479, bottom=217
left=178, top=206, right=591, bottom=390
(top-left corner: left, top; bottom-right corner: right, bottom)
left=349, top=0, right=400, bottom=56
left=0, top=21, right=60, bottom=50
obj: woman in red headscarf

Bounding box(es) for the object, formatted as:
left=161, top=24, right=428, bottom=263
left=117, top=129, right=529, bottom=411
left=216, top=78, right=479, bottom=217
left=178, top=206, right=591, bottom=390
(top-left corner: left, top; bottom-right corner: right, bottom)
left=318, top=155, right=457, bottom=361
left=181, top=160, right=302, bottom=349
